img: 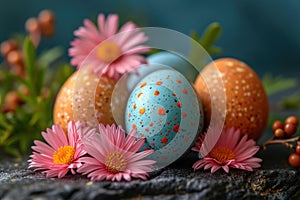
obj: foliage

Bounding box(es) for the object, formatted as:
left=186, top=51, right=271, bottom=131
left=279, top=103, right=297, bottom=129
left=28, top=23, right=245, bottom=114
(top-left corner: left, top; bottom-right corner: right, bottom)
left=190, top=22, right=222, bottom=69
left=191, top=22, right=222, bottom=55
left=262, top=73, right=298, bottom=96
left=281, top=91, right=300, bottom=110
left=262, top=73, right=300, bottom=111
left=0, top=38, right=73, bottom=157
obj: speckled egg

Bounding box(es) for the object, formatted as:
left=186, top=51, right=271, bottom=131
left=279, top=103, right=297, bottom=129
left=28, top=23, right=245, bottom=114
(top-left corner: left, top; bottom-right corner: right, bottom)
left=194, top=58, right=269, bottom=140
left=127, top=52, right=199, bottom=92
left=148, top=52, right=199, bottom=82
left=54, top=70, right=117, bottom=131
left=125, top=69, right=203, bottom=167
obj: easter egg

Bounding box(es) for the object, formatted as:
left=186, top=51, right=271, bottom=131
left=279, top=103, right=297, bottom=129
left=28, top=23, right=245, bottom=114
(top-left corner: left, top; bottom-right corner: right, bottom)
left=194, top=58, right=269, bottom=140
left=148, top=52, right=199, bottom=82
left=126, top=63, right=169, bottom=92
left=125, top=69, right=203, bottom=168
left=54, top=70, right=117, bottom=131
left=127, top=52, right=199, bottom=92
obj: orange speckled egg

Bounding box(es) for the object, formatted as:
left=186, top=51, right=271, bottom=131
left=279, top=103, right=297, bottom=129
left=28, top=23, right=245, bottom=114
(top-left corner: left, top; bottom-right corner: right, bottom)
left=54, top=70, right=117, bottom=131
left=194, top=58, right=269, bottom=140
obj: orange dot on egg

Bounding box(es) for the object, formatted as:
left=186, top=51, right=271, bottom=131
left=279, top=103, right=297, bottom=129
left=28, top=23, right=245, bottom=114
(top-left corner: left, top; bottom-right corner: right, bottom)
left=140, top=82, right=147, bottom=88
left=158, top=107, right=166, bottom=115
left=161, top=155, right=168, bottom=159
left=154, top=90, right=160, bottom=96
left=176, top=79, right=182, bottom=84
left=156, top=81, right=163, bottom=85
left=161, top=137, right=168, bottom=143
left=137, top=92, right=143, bottom=98
left=173, top=125, right=180, bottom=132
left=132, top=124, right=137, bottom=129
left=139, top=107, right=145, bottom=115
left=133, top=104, right=137, bottom=109
left=182, top=88, right=188, bottom=94
left=149, top=122, right=153, bottom=126
left=177, top=102, right=182, bottom=108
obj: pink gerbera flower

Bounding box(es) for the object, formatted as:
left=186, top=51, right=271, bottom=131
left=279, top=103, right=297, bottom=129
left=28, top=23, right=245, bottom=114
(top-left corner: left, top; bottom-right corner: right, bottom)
left=78, top=124, right=155, bottom=182
left=192, top=127, right=262, bottom=173
left=69, top=14, right=149, bottom=79
left=28, top=121, right=88, bottom=178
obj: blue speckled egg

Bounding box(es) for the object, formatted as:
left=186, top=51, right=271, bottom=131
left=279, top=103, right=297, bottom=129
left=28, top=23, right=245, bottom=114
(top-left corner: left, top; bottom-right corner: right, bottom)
left=127, top=52, right=200, bottom=92
left=125, top=69, right=204, bottom=168
left=148, top=52, right=199, bottom=82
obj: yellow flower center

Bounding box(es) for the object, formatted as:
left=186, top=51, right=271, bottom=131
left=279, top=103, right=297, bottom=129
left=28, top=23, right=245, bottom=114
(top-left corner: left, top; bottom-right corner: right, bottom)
left=104, top=151, right=127, bottom=174
left=209, top=146, right=235, bottom=164
left=53, top=146, right=75, bottom=165
left=97, top=41, right=121, bottom=63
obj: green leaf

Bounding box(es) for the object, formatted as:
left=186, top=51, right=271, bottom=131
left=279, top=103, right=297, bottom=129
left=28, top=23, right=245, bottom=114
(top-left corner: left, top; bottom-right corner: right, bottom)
left=17, top=90, right=35, bottom=106
left=37, top=46, right=64, bottom=67
left=189, top=22, right=222, bottom=70
left=23, top=37, right=37, bottom=97
left=35, top=67, right=46, bottom=96
left=262, top=73, right=298, bottom=96
left=280, top=91, right=300, bottom=110
left=4, top=145, right=21, bottom=158
left=199, top=22, right=222, bottom=54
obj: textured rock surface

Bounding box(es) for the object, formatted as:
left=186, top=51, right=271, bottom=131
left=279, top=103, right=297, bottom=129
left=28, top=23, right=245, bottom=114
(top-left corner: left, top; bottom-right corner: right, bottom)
left=1, top=145, right=300, bottom=200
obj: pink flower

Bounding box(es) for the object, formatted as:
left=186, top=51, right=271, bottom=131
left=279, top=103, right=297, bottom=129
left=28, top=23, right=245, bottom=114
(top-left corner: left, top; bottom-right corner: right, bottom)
left=192, top=127, right=262, bottom=173
left=28, top=121, right=88, bottom=178
left=77, top=124, right=155, bottom=182
left=69, top=14, right=149, bottom=79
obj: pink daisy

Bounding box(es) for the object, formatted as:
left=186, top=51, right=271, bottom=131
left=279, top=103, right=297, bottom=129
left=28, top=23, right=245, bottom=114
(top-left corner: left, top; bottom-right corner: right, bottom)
left=77, top=124, right=156, bottom=182
left=28, top=121, right=89, bottom=178
left=192, top=127, right=262, bottom=173
left=69, top=14, right=149, bottom=79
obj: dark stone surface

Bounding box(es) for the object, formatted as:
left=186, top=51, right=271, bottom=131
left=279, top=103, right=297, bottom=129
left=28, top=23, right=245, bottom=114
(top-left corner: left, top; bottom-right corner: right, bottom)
left=1, top=144, right=300, bottom=200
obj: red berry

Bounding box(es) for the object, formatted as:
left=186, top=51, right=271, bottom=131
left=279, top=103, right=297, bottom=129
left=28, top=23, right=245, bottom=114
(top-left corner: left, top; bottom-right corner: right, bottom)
left=272, top=120, right=284, bottom=131
left=7, top=50, right=23, bottom=67
left=274, top=128, right=284, bottom=138
left=296, top=146, right=300, bottom=155
left=0, top=40, right=18, bottom=57
left=38, top=10, right=55, bottom=25
left=38, top=10, right=55, bottom=37
left=284, top=123, right=297, bottom=136
left=25, top=17, right=41, bottom=33
left=285, top=116, right=299, bottom=127
left=5, top=91, right=23, bottom=105
left=289, top=153, right=300, bottom=168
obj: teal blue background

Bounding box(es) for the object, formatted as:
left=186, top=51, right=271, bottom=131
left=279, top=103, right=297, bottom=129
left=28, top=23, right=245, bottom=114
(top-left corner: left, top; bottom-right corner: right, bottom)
left=0, top=0, right=300, bottom=77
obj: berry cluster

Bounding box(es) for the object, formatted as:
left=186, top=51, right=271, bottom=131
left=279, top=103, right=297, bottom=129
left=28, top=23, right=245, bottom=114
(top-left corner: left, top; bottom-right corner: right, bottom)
left=272, top=116, right=298, bottom=138
left=0, top=10, right=55, bottom=113
left=262, top=116, right=300, bottom=168
left=25, top=10, right=55, bottom=46
left=0, top=39, right=25, bottom=76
